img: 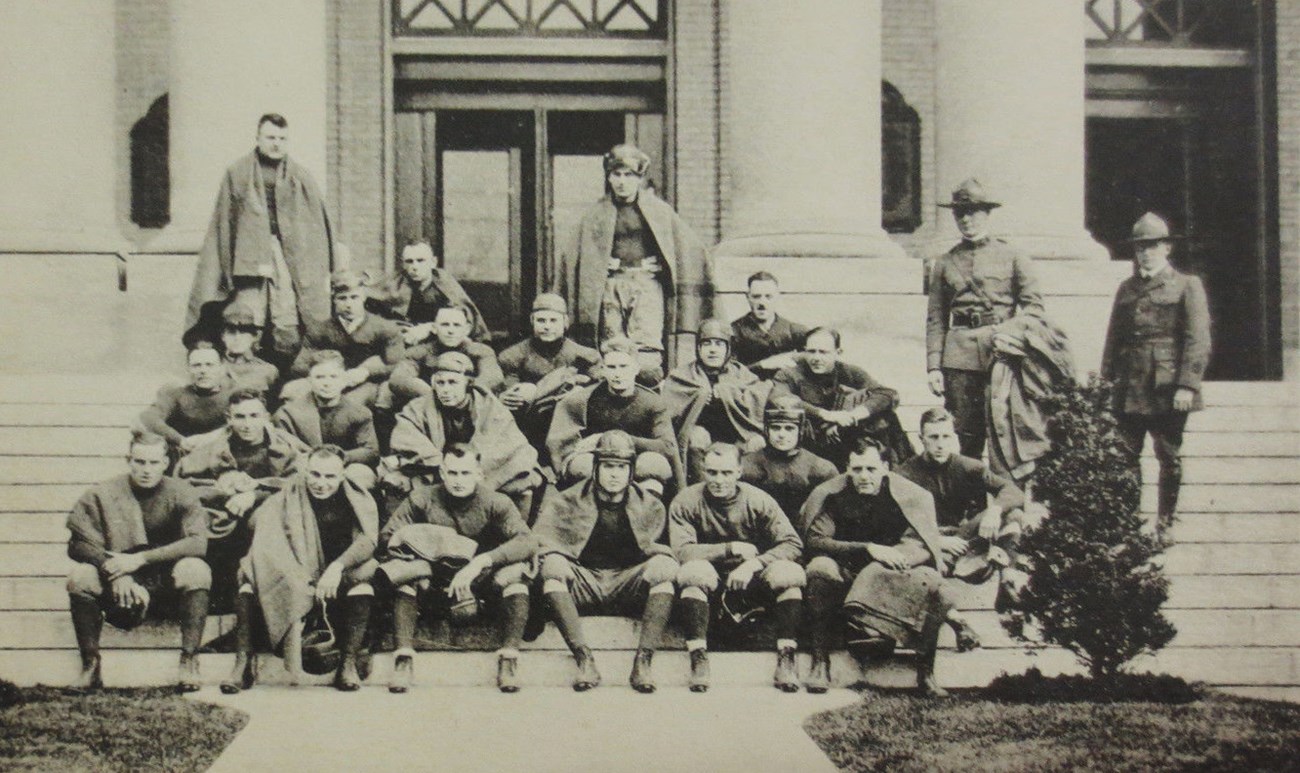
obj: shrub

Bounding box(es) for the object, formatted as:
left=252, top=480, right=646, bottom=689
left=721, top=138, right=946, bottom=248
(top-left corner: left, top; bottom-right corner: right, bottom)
left=1004, top=376, right=1176, bottom=678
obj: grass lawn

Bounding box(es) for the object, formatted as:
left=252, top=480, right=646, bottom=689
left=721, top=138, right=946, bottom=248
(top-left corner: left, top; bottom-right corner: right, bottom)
left=0, top=686, right=247, bottom=772
left=805, top=689, right=1300, bottom=773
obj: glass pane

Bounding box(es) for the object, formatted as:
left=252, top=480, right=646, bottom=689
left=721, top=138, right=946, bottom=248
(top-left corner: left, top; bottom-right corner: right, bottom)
left=442, top=150, right=511, bottom=284
left=551, top=155, right=608, bottom=266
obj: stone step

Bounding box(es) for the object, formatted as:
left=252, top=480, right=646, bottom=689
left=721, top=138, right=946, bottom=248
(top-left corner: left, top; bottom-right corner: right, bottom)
left=0, top=403, right=136, bottom=428
left=1162, top=543, right=1300, bottom=575
left=1137, top=457, right=1300, bottom=484
left=1170, top=512, right=1300, bottom=543
left=0, top=426, right=130, bottom=457
left=1141, top=484, right=1300, bottom=514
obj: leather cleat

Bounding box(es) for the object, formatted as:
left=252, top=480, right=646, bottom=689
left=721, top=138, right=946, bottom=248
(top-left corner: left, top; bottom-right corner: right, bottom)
left=629, top=648, right=656, bottom=694
left=952, top=618, right=982, bottom=653
left=220, top=653, right=257, bottom=695
left=177, top=653, right=202, bottom=694
left=804, top=654, right=830, bottom=694
left=497, top=655, right=520, bottom=693
left=688, top=648, right=711, bottom=693
left=773, top=647, right=799, bottom=693
left=334, top=656, right=362, bottom=692
left=389, top=654, right=413, bottom=694
left=917, top=670, right=950, bottom=698
left=572, top=646, right=602, bottom=692
left=73, top=655, right=103, bottom=691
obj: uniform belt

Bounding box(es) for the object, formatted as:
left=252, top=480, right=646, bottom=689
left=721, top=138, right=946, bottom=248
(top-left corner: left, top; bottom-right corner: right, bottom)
left=609, top=256, right=662, bottom=275
left=949, top=309, right=1003, bottom=329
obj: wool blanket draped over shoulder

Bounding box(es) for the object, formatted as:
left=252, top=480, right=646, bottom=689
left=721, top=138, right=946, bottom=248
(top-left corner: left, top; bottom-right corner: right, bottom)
left=184, top=152, right=337, bottom=346
left=546, top=192, right=715, bottom=366
left=240, top=477, right=378, bottom=649
left=390, top=386, right=538, bottom=493
left=986, top=314, right=1076, bottom=481
left=532, top=480, right=672, bottom=561
left=366, top=268, right=490, bottom=343
left=66, top=476, right=208, bottom=559
left=660, top=361, right=772, bottom=450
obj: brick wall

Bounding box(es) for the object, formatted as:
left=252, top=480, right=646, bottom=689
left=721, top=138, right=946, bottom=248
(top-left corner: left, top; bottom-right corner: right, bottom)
left=331, top=0, right=388, bottom=275
left=882, top=0, right=938, bottom=259
left=671, top=0, right=721, bottom=246
left=1277, top=2, right=1300, bottom=378
left=114, top=0, right=170, bottom=246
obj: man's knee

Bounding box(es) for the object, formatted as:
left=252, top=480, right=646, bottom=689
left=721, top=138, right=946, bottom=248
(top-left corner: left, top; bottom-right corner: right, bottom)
left=642, top=554, right=679, bottom=587
left=565, top=453, right=595, bottom=482
left=675, top=560, right=719, bottom=591
left=762, top=559, right=806, bottom=592
left=805, top=556, right=845, bottom=584
left=492, top=561, right=532, bottom=590
left=345, top=464, right=377, bottom=491
left=346, top=558, right=379, bottom=586
left=634, top=452, right=672, bottom=484
left=172, top=557, right=212, bottom=591
left=66, top=562, right=103, bottom=598
left=685, top=425, right=712, bottom=451
left=539, top=554, right=575, bottom=584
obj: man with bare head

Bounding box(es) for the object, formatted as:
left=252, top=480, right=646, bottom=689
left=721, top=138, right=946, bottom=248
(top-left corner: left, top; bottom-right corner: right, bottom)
left=367, top=241, right=489, bottom=345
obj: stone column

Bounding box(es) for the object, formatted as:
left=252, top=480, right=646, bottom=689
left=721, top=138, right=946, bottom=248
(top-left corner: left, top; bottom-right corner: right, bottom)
left=0, top=1, right=119, bottom=252
left=713, top=0, right=903, bottom=261
left=934, top=0, right=1107, bottom=261
left=160, top=0, right=329, bottom=251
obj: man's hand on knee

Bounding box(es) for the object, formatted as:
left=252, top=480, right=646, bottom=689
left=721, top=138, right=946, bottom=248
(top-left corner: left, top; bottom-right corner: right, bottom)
left=111, top=576, right=148, bottom=608
left=726, top=559, right=761, bottom=591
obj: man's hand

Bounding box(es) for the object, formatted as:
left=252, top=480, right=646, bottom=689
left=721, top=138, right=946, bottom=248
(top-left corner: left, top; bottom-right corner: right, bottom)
left=216, top=471, right=257, bottom=496
left=402, top=323, right=434, bottom=346
left=448, top=555, right=491, bottom=601
left=938, top=535, right=969, bottom=559
left=315, top=563, right=344, bottom=603
left=729, top=542, right=759, bottom=561
left=867, top=543, right=909, bottom=570
left=978, top=507, right=1004, bottom=541
left=927, top=370, right=945, bottom=397
left=111, top=576, right=149, bottom=609
left=1172, top=387, right=1196, bottom=412
left=225, top=491, right=258, bottom=518
left=755, top=352, right=798, bottom=373
left=103, top=552, right=147, bottom=581
left=345, top=367, right=371, bottom=389
left=993, top=332, right=1026, bottom=358
left=726, top=559, right=762, bottom=591
left=501, top=382, right=538, bottom=409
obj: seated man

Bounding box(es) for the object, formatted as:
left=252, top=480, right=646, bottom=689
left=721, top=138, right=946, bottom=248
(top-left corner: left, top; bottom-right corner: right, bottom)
left=65, top=431, right=211, bottom=691
left=773, top=327, right=913, bottom=467
left=547, top=337, right=683, bottom=496
left=285, top=270, right=405, bottom=407
left=740, top=394, right=839, bottom=522
left=662, top=319, right=771, bottom=481
left=367, top=241, right=489, bottom=346
left=387, top=304, right=504, bottom=409
left=669, top=443, right=806, bottom=693
left=532, top=431, right=678, bottom=693
left=730, top=271, right=809, bottom=376
left=385, top=352, right=540, bottom=508
left=222, top=445, right=379, bottom=693
left=377, top=445, right=537, bottom=694
left=897, top=408, right=1028, bottom=643
left=801, top=438, right=951, bottom=696
left=176, top=388, right=308, bottom=607
left=137, top=342, right=236, bottom=457
left=274, top=350, right=380, bottom=491
left=219, top=303, right=280, bottom=396
left=497, top=293, right=601, bottom=452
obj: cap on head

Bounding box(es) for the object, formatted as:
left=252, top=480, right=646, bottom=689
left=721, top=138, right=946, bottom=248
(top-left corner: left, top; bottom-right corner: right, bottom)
left=938, top=178, right=1001, bottom=211
left=221, top=303, right=260, bottom=328
left=764, top=393, right=806, bottom=425
left=531, top=293, right=568, bottom=315
left=696, top=318, right=732, bottom=345
left=330, top=270, right=365, bottom=296
left=433, top=351, right=474, bottom=376
left=593, top=430, right=637, bottom=465
left=603, top=144, right=651, bottom=176
left=1126, top=212, right=1174, bottom=244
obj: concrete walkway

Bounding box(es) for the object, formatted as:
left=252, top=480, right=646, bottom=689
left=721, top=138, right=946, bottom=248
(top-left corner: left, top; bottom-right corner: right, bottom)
left=197, top=685, right=856, bottom=772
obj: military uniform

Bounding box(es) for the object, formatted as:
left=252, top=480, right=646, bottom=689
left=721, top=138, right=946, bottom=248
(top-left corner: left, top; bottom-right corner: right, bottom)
left=926, top=236, right=1043, bottom=457
left=1101, top=219, right=1211, bottom=524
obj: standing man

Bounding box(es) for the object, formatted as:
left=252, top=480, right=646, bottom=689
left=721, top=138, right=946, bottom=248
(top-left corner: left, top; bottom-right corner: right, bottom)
left=927, top=178, right=1044, bottom=458
left=730, top=271, right=810, bottom=376
left=367, top=241, right=489, bottom=346
left=670, top=443, right=806, bottom=693
left=377, top=445, right=536, bottom=693
left=532, top=431, right=679, bottom=693
left=740, top=394, right=839, bottom=523
left=65, top=432, right=211, bottom=691
left=184, top=113, right=339, bottom=362
left=800, top=438, right=951, bottom=696
left=551, top=143, right=715, bottom=381
left=1102, top=212, right=1211, bottom=527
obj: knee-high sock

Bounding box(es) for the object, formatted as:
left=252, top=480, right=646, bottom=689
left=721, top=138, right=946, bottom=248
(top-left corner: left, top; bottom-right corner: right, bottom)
left=341, top=595, right=372, bottom=657
left=772, top=598, right=802, bottom=644
left=638, top=592, right=673, bottom=652
left=804, top=577, right=840, bottom=654
left=499, top=592, right=529, bottom=652
left=179, top=589, right=209, bottom=656
left=393, top=592, right=420, bottom=652
left=679, top=596, right=710, bottom=643
left=544, top=591, right=587, bottom=652
left=69, top=595, right=103, bottom=662
left=232, top=592, right=255, bottom=655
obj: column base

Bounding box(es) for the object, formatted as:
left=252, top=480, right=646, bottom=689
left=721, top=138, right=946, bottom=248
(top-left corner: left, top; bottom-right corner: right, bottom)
left=713, top=231, right=907, bottom=261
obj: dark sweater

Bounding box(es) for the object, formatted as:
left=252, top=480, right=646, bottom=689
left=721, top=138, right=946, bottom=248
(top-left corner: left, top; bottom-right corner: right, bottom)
left=291, top=314, right=405, bottom=382
left=498, top=337, right=601, bottom=387
left=138, top=380, right=235, bottom=445
left=67, top=478, right=208, bottom=568
left=390, top=339, right=505, bottom=398
left=611, top=201, right=657, bottom=267
left=273, top=398, right=379, bottom=467
left=740, top=447, right=839, bottom=521
left=580, top=495, right=645, bottom=570
left=805, top=478, right=911, bottom=572
left=896, top=453, right=1025, bottom=529
left=668, top=482, right=803, bottom=566
left=383, top=484, right=535, bottom=567
left=730, top=313, right=810, bottom=367
left=773, top=360, right=897, bottom=420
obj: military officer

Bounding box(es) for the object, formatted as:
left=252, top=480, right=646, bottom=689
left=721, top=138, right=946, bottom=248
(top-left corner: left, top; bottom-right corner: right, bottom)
left=926, top=179, right=1044, bottom=457
left=1101, top=212, right=1211, bottom=527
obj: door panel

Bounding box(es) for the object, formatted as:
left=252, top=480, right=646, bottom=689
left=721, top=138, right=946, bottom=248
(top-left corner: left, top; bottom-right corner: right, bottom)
left=442, top=149, right=518, bottom=332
